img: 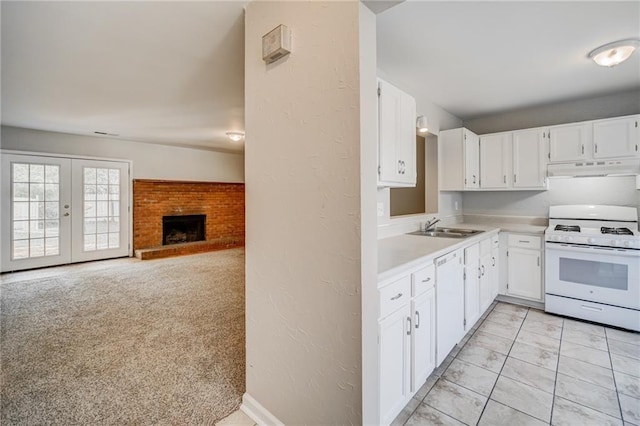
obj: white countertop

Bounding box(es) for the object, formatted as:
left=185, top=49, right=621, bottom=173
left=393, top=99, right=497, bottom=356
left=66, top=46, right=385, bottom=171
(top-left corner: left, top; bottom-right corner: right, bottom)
left=378, top=224, right=500, bottom=281
left=489, top=223, right=547, bottom=234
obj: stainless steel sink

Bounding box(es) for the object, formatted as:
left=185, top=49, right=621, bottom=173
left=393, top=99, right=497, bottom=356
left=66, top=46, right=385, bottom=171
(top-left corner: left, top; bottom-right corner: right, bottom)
left=407, top=227, right=484, bottom=238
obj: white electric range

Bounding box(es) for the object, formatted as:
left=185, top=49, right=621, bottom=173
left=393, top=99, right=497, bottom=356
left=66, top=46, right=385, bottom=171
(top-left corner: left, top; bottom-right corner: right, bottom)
left=544, top=205, right=640, bottom=332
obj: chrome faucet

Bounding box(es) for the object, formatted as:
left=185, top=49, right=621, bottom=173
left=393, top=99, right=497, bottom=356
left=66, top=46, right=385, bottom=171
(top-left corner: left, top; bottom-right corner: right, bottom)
left=424, top=217, right=440, bottom=232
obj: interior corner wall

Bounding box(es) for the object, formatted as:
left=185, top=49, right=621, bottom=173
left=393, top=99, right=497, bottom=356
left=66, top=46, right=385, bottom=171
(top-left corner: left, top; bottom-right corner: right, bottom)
left=244, top=2, right=362, bottom=424
left=0, top=125, right=244, bottom=182
left=462, top=89, right=640, bottom=135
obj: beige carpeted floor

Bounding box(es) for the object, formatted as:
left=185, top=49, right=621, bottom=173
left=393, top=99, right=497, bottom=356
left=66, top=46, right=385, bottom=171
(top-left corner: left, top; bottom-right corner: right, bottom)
left=1, top=248, right=245, bottom=425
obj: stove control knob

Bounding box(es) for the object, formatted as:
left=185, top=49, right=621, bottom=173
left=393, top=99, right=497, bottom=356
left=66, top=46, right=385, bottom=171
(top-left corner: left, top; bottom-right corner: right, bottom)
left=623, top=241, right=631, bottom=248
left=551, top=235, right=560, bottom=242
left=588, top=237, right=596, bottom=244
left=611, top=240, right=620, bottom=246
left=566, top=236, right=574, bottom=243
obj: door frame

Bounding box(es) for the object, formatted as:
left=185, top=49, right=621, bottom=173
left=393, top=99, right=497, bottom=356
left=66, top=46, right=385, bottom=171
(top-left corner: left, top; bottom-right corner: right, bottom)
left=1, top=149, right=134, bottom=262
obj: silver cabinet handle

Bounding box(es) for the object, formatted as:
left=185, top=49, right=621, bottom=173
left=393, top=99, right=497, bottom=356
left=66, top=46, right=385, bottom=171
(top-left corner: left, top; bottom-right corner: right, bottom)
left=422, top=277, right=431, bottom=283
left=481, top=265, right=485, bottom=276
left=473, top=175, right=476, bottom=184
left=415, top=310, right=420, bottom=329
left=514, top=174, right=517, bottom=183
left=478, top=267, right=481, bottom=279
left=390, top=293, right=403, bottom=301
left=537, top=256, right=540, bottom=267
left=518, top=240, right=530, bottom=244
left=407, top=317, right=412, bottom=335
left=595, top=144, right=598, bottom=154
left=503, top=175, right=506, bottom=183
left=492, top=256, right=495, bottom=267
left=63, top=212, right=70, bottom=217
left=581, top=145, right=585, bottom=155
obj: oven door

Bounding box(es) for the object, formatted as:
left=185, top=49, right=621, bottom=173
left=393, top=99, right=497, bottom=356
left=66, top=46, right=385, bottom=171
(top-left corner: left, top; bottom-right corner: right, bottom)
left=545, top=243, right=640, bottom=310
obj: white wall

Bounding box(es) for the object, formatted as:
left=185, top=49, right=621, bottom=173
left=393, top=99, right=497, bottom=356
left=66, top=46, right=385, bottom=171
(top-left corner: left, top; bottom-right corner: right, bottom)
left=463, top=89, right=640, bottom=135
left=462, top=176, right=640, bottom=217
left=244, top=2, right=364, bottom=424
left=0, top=126, right=244, bottom=182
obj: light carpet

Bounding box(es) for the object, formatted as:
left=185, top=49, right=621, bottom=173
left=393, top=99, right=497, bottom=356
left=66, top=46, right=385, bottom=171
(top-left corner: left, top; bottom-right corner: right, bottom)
left=1, top=248, right=245, bottom=425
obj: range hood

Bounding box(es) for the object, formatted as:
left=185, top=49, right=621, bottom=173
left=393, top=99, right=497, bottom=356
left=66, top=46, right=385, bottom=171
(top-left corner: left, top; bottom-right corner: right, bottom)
left=547, top=158, right=640, bottom=177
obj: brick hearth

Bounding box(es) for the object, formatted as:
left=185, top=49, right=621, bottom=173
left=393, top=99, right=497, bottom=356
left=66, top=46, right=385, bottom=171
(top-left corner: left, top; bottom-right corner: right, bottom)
left=133, top=180, right=244, bottom=257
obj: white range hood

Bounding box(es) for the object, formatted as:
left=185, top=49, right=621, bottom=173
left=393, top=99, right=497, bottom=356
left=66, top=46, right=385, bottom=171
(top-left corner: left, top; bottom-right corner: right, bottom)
left=547, top=158, right=640, bottom=178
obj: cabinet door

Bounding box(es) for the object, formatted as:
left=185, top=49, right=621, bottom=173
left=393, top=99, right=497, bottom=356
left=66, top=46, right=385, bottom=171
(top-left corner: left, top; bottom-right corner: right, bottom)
left=378, top=79, right=416, bottom=187
left=378, top=80, right=403, bottom=184
left=379, top=305, right=411, bottom=425
left=464, top=129, right=480, bottom=189
left=479, top=252, right=493, bottom=313
left=593, top=115, right=640, bottom=158
left=480, top=133, right=510, bottom=188
left=411, top=289, right=436, bottom=392
left=490, top=245, right=500, bottom=300
left=398, top=93, right=417, bottom=184
left=549, top=123, right=590, bottom=162
left=513, top=128, right=547, bottom=188
left=464, top=243, right=480, bottom=331
left=507, top=247, right=542, bottom=301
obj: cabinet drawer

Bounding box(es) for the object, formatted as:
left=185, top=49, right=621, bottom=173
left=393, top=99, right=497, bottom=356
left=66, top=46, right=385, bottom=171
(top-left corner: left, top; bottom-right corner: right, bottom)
left=508, top=234, right=541, bottom=249
left=380, top=276, right=412, bottom=318
left=412, top=264, right=435, bottom=296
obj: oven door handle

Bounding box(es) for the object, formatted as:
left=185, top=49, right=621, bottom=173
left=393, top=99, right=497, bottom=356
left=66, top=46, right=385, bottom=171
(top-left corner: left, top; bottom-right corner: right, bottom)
left=545, top=243, right=640, bottom=258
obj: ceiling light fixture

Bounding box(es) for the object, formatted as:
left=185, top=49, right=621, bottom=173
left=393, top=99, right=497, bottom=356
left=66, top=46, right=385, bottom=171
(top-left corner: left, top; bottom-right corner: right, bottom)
left=588, top=39, right=640, bottom=67
left=416, top=115, right=428, bottom=133
left=226, top=131, right=245, bottom=142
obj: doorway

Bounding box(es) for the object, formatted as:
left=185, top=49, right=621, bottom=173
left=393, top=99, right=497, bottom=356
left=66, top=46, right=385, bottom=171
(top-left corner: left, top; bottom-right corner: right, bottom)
left=1, top=153, right=130, bottom=272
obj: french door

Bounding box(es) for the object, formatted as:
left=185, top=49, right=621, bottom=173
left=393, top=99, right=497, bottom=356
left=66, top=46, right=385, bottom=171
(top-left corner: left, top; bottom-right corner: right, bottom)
left=1, top=153, right=130, bottom=272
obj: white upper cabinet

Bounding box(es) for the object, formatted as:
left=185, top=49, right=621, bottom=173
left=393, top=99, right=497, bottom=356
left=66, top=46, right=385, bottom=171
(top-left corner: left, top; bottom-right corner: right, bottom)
left=593, top=115, right=640, bottom=159
left=549, top=122, right=591, bottom=162
left=439, top=128, right=480, bottom=190
left=512, top=128, right=548, bottom=188
left=464, top=130, right=480, bottom=189
left=479, top=132, right=511, bottom=188
left=377, top=78, right=417, bottom=187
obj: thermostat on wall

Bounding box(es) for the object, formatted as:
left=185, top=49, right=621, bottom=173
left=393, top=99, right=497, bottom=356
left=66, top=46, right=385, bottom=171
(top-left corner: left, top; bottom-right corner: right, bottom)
left=262, top=25, right=291, bottom=64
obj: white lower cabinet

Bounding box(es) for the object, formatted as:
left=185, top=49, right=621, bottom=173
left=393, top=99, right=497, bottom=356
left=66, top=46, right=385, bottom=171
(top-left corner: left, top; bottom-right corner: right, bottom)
left=378, top=232, right=500, bottom=425
left=379, top=303, right=411, bottom=425
left=490, top=236, right=500, bottom=300
left=378, top=265, right=435, bottom=425
left=479, top=238, right=494, bottom=313
left=464, top=243, right=481, bottom=332
left=506, top=234, right=543, bottom=301
left=411, top=287, right=436, bottom=391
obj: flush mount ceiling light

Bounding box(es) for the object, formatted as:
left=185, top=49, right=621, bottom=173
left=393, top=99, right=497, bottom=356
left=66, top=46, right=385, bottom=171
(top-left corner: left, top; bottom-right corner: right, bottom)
left=416, top=115, right=429, bottom=133
left=226, top=131, right=245, bottom=142
left=588, top=39, right=640, bottom=67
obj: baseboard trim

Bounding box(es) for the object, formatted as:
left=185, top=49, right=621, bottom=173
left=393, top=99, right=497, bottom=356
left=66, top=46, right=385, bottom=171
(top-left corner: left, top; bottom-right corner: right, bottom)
left=496, top=294, right=544, bottom=310
left=240, top=393, right=284, bottom=426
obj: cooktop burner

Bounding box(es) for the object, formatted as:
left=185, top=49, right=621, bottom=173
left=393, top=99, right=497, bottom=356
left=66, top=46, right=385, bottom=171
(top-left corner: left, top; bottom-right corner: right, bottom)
left=601, top=227, right=634, bottom=236
left=554, top=225, right=581, bottom=232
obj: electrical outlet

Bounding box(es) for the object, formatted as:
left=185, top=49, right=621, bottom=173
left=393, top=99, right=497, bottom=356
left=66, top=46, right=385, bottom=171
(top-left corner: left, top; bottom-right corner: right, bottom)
left=377, top=202, right=385, bottom=217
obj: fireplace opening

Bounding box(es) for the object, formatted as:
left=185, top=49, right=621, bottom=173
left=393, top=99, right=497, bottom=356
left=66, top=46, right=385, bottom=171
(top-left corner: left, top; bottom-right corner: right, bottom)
left=162, top=215, right=206, bottom=245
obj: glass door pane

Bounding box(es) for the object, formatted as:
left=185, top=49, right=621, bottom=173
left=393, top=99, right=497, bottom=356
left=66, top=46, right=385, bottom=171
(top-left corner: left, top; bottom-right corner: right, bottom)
left=71, top=159, right=129, bottom=263
left=1, top=154, right=71, bottom=272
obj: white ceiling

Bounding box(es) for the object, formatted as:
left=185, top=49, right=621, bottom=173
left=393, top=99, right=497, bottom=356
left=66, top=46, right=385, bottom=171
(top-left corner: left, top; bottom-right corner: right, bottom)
left=2, top=1, right=639, bottom=153
left=377, top=1, right=640, bottom=120
left=1, top=1, right=247, bottom=152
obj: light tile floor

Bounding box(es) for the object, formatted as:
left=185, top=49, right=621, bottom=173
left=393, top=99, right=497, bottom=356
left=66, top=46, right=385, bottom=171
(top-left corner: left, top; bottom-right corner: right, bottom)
left=394, top=301, right=640, bottom=426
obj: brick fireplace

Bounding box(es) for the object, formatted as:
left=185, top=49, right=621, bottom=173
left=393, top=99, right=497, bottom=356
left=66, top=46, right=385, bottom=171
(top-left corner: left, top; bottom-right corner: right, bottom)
left=133, top=180, right=244, bottom=258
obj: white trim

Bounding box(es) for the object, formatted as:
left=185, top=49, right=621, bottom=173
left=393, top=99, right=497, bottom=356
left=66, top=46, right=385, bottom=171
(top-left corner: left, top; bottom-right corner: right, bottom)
left=240, top=393, right=284, bottom=426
